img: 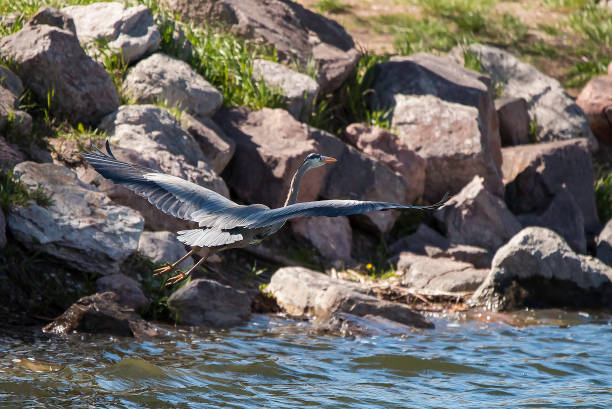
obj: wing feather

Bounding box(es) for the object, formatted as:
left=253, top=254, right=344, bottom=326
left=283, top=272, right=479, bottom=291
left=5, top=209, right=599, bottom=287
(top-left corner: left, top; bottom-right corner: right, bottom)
left=81, top=141, right=267, bottom=227
left=176, top=228, right=244, bottom=247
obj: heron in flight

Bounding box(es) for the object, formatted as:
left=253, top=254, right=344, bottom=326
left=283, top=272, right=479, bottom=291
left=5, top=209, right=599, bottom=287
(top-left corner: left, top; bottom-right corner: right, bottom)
left=83, top=141, right=446, bottom=286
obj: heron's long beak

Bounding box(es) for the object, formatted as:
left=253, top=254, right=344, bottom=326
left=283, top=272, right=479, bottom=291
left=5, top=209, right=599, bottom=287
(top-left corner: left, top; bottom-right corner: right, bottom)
left=322, top=156, right=337, bottom=163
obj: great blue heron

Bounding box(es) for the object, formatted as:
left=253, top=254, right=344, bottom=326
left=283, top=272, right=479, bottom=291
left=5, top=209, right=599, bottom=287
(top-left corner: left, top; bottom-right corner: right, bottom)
left=83, top=141, right=446, bottom=285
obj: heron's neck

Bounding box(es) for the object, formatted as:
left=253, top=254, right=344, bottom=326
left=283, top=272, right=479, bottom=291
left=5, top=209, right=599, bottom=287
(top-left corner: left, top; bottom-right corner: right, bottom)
left=283, top=164, right=308, bottom=207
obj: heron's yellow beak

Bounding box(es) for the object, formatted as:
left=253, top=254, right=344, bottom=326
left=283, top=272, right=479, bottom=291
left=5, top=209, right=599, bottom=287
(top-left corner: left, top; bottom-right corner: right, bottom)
left=322, top=156, right=337, bottom=163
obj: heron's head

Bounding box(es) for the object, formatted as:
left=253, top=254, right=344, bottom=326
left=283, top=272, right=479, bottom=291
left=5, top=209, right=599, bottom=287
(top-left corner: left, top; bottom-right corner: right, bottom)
left=302, top=153, right=337, bottom=170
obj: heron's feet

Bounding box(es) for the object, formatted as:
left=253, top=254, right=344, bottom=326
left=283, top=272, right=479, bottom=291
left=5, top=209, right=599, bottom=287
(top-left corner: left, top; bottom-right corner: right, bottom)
left=153, top=262, right=174, bottom=276
left=165, top=271, right=190, bottom=287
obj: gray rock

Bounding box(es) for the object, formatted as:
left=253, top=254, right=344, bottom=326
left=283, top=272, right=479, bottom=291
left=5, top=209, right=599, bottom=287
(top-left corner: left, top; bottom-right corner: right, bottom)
left=576, top=75, right=612, bottom=146
left=393, top=94, right=503, bottom=202
left=96, top=274, right=149, bottom=311
left=502, top=139, right=599, bottom=234
left=518, top=186, right=586, bottom=254
left=123, top=53, right=223, bottom=118
left=0, top=66, right=32, bottom=138
left=138, top=231, right=195, bottom=268
left=252, top=59, right=320, bottom=119
left=0, top=136, right=26, bottom=170
left=28, top=5, right=76, bottom=35
left=1, top=12, right=21, bottom=29
left=167, top=278, right=251, bottom=327
left=88, top=105, right=228, bottom=232
left=291, top=215, right=352, bottom=261
left=215, top=107, right=412, bottom=233
left=61, top=2, right=160, bottom=64
left=396, top=252, right=489, bottom=292
left=449, top=44, right=593, bottom=144
left=165, top=0, right=360, bottom=93
left=390, top=224, right=492, bottom=269
left=343, top=124, right=426, bottom=204
left=7, top=162, right=143, bottom=275
left=267, top=266, right=433, bottom=328
left=182, top=114, right=235, bottom=174
left=0, top=23, right=119, bottom=126
left=597, top=220, right=612, bottom=267
left=471, top=227, right=612, bottom=311
left=435, top=176, right=522, bottom=252
left=0, top=207, right=6, bottom=249
left=43, top=292, right=158, bottom=338
left=369, top=53, right=502, bottom=201
left=495, top=97, right=529, bottom=146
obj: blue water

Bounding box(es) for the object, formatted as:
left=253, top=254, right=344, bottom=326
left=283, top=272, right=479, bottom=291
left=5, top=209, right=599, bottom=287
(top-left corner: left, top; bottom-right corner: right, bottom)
left=1, top=311, right=611, bottom=408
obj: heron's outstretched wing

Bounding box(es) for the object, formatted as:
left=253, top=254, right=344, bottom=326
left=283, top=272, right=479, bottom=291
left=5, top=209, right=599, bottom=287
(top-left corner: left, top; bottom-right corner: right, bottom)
left=82, top=141, right=267, bottom=225
left=197, top=195, right=448, bottom=230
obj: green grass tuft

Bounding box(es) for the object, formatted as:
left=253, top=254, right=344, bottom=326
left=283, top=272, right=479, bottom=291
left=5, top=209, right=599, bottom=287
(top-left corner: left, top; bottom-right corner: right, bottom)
left=316, top=0, right=350, bottom=14
left=0, top=168, right=54, bottom=212
left=595, top=170, right=612, bottom=224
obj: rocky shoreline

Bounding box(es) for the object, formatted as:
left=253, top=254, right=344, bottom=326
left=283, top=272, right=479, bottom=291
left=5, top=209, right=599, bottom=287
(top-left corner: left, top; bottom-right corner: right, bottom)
left=1, top=1, right=611, bottom=337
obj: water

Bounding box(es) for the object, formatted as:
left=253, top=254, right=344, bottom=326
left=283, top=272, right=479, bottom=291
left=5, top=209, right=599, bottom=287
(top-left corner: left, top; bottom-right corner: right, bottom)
left=1, top=311, right=611, bottom=408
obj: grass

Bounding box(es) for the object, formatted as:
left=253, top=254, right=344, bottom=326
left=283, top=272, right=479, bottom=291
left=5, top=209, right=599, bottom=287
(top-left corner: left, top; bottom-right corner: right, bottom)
left=0, top=168, right=54, bottom=212
left=595, top=170, right=612, bottom=225
left=308, top=52, right=391, bottom=134
left=316, top=0, right=350, bottom=14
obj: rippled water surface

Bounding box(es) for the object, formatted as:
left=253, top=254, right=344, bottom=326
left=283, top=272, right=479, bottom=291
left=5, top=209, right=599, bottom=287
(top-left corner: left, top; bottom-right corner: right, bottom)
left=1, top=311, right=611, bottom=408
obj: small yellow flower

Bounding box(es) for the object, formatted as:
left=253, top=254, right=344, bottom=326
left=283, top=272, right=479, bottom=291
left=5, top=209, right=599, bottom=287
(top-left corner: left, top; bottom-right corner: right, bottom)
left=366, top=263, right=373, bottom=270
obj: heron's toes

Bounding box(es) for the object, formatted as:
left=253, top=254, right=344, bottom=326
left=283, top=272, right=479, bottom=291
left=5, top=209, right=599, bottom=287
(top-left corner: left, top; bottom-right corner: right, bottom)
left=153, top=263, right=173, bottom=276
left=165, top=271, right=188, bottom=287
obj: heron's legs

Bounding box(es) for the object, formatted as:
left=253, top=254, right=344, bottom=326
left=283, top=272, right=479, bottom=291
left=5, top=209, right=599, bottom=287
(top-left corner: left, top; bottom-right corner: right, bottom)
left=165, top=248, right=211, bottom=287
left=153, top=248, right=198, bottom=276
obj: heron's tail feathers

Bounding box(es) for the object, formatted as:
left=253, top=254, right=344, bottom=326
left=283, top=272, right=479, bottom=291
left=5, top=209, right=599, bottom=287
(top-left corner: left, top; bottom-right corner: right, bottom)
left=177, top=228, right=243, bottom=248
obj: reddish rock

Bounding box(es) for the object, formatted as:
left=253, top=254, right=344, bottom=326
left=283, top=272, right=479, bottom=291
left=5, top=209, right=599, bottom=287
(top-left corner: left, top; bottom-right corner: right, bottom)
left=43, top=292, right=158, bottom=338
left=435, top=176, right=522, bottom=251
left=291, top=215, right=352, bottom=261
left=343, top=124, right=426, bottom=203
left=165, top=0, right=360, bottom=93
left=215, top=108, right=411, bottom=232
left=502, top=139, right=599, bottom=234
left=495, top=97, right=529, bottom=146
left=182, top=114, right=235, bottom=174
left=576, top=75, right=612, bottom=145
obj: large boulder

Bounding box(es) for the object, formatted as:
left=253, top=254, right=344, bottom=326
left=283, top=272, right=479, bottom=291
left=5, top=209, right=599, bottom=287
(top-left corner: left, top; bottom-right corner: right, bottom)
left=501, top=139, right=600, bottom=234
left=123, top=53, right=223, bottom=118
left=0, top=13, right=119, bottom=126
left=449, top=44, right=593, bottom=144
left=7, top=162, right=143, bottom=275
left=0, top=66, right=32, bottom=138
left=267, top=266, right=433, bottom=328
left=43, top=292, right=158, bottom=338
left=167, top=278, right=251, bottom=327
left=390, top=224, right=492, bottom=269
left=291, top=215, right=352, bottom=261
left=182, top=114, right=235, bottom=174
left=61, top=2, right=160, bottom=64
left=80, top=105, right=228, bottom=232
left=471, top=227, right=612, bottom=311
left=165, top=0, right=360, bottom=93
left=215, top=107, right=412, bottom=233
left=138, top=231, right=195, bottom=268
left=396, top=252, right=489, bottom=292
left=96, top=274, right=149, bottom=311
left=367, top=53, right=503, bottom=202
left=495, top=97, right=529, bottom=146
left=576, top=75, right=612, bottom=145
left=597, top=220, right=612, bottom=267
left=435, top=176, right=522, bottom=252
left=517, top=186, right=586, bottom=254
left=252, top=59, right=320, bottom=119
left=343, top=124, right=426, bottom=204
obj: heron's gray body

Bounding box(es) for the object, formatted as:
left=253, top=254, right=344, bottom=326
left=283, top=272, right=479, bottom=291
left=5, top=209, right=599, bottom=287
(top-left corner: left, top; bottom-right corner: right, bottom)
left=82, top=141, right=445, bottom=252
